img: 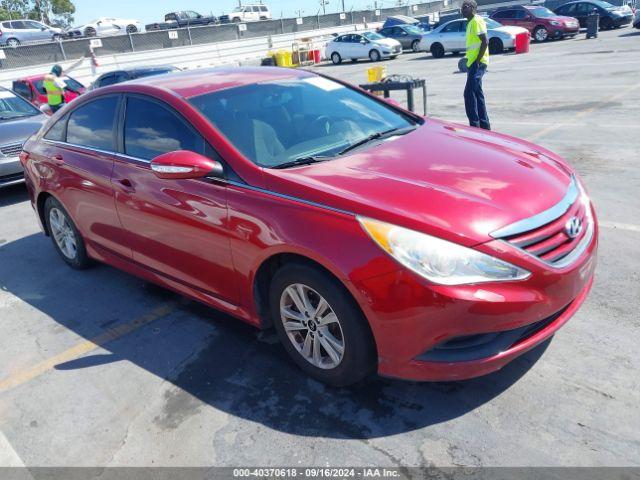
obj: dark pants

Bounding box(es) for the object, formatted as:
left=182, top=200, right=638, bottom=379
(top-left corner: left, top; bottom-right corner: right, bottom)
left=50, top=103, right=64, bottom=113
left=464, top=62, right=490, bottom=130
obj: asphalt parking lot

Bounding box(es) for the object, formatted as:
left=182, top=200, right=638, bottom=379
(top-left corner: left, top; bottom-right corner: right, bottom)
left=1, top=27, right=639, bottom=468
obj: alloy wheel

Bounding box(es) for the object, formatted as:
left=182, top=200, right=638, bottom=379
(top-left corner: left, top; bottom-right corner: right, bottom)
left=49, top=208, right=77, bottom=260
left=279, top=283, right=345, bottom=370
left=535, top=27, right=548, bottom=42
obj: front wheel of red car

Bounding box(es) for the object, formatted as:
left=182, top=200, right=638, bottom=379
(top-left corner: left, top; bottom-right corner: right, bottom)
left=44, top=196, right=92, bottom=270
left=269, top=263, right=376, bottom=386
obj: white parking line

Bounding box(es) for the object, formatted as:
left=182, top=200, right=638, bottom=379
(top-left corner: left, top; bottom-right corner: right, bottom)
left=0, top=431, right=29, bottom=470
left=599, top=221, right=640, bottom=233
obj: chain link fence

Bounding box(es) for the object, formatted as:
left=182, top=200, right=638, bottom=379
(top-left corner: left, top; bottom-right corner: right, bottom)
left=0, top=0, right=471, bottom=71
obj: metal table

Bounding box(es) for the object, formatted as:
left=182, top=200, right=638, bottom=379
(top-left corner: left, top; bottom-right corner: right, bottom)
left=359, top=78, right=427, bottom=115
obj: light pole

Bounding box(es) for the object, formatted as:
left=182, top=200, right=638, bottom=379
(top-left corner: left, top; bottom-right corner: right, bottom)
left=319, top=0, right=329, bottom=15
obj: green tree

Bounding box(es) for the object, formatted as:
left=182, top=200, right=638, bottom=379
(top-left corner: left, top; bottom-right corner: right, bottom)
left=0, top=0, right=30, bottom=21
left=0, top=0, right=74, bottom=26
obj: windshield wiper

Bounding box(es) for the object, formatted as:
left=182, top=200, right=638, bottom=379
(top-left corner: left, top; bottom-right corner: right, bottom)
left=338, top=126, right=417, bottom=156
left=271, top=156, right=333, bottom=169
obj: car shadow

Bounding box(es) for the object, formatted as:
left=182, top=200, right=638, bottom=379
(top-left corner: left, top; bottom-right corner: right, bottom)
left=618, top=30, right=640, bottom=37
left=0, top=183, right=29, bottom=208
left=0, top=233, right=551, bottom=440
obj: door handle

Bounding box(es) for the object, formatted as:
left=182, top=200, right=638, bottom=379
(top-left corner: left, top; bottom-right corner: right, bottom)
left=52, top=154, right=64, bottom=166
left=116, top=178, right=135, bottom=192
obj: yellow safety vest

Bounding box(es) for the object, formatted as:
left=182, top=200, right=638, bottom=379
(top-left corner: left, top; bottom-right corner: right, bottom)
left=43, top=76, right=64, bottom=106
left=465, top=15, right=489, bottom=68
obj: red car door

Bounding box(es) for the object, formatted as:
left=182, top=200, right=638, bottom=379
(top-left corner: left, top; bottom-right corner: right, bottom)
left=111, top=94, right=238, bottom=304
left=32, top=94, right=132, bottom=258
left=515, top=9, right=535, bottom=32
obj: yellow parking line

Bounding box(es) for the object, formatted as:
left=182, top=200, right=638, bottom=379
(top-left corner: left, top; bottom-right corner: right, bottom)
left=0, top=302, right=176, bottom=395
left=527, top=82, right=640, bottom=142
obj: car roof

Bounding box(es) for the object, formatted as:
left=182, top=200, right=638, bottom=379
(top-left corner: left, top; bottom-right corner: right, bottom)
left=124, top=66, right=314, bottom=98
left=101, top=66, right=177, bottom=76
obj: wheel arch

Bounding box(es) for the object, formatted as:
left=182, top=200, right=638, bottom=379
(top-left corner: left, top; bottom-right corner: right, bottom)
left=36, top=191, right=54, bottom=236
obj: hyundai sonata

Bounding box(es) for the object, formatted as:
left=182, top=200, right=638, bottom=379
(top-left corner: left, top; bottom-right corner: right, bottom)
left=21, top=68, right=597, bottom=386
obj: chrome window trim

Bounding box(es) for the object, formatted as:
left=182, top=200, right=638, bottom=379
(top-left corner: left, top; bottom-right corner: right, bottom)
left=42, top=139, right=150, bottom=164
left=490, top=175, right=579, bottom=239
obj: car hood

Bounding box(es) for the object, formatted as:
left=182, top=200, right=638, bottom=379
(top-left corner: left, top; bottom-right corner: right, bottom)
left=265, top=119, right=573, bottom=246
left=373, top=38, right=401, bottom=48
left=0, top=115, right=47, bottom=145
left=492, top=25, right=529, bottom=36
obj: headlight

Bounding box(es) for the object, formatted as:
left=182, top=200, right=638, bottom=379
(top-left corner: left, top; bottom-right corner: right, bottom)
left=550, top=20, right=561, bottom=25
left=358, top=217, right=531, bottom=286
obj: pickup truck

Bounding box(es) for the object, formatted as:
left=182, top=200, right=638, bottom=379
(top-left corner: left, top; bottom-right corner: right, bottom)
left=145, top=11, right=218, bottom=31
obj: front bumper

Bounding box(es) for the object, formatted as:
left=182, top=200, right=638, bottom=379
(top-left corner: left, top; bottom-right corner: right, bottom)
left=0, top=156, right=24, bottom=188
left=352, top=213, right=598, bottom=382
left=551, top=25, right=580, bottom=37
left=613, top=15, right=633, bottom=26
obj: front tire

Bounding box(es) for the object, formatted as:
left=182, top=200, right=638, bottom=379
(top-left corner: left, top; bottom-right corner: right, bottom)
left=600, top=17, right=612, bottom=30
left=84, top=26, right=97, bottom=37
left=269, top=263, right=376, bottom=386
left=430, top=42, right=445, bottom=58
left=6, top=38, right=20, bottom=47
left=44, top=197, right=92, bottom=270
left=533, top=25, right=548, bottom=42
left=489, top=37, right=504, bottom=54
left=411, top=39, right=420, bottom=52
left=331, top=52, right=342, bottom=64
left=369, top=49, right=381, bottom=62
left=126, top=24, right=138, bottom=34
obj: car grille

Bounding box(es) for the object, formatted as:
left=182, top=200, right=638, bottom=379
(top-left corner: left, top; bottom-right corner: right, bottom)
left=0, top=142, right=23, bottom=157
left=492, top=176, right=594, bottom=268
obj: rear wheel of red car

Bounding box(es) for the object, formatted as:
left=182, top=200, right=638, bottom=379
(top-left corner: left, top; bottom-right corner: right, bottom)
left=44, top=196, right=92, bottom=270
left=269, top=263, right=376, bottom=386
left=534, top=26, right=549, bottom=42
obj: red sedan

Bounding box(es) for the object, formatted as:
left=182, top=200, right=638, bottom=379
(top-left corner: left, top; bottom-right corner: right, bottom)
left=20, top=68, right=597, bottom=386
left=12, top=74, right=85, bottom=109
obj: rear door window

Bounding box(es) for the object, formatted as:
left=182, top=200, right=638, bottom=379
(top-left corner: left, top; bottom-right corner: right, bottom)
left=44, top=115, right=68, bottom=142
left=12, top=82, right=32, bottom=100
left=123, top=96, right=204, bottom=160
left=66, top=96, right=119, bottom=151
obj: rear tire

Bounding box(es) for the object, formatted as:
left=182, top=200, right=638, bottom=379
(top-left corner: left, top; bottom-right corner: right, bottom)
left=489, top=37, right=504, bottom=54
left=369, top=49, right=381, bottom=62
left=6, top=38, right=20, bottom=47
left=84, top=26, right=96, bottom=37
left=533, top=25, right=548, bottom=42
left=411, top=39, right=420, bottom=52
left=600, top=17, right=612, bottom=30
left=331, top=52, right=342, bottom=64
left=126, top=24, right=138, bottom=34
left=44, top=196, right=92, bottom=270
left=269, top=263, right=377, bottom=386
left=430, top=42, right=445, bottom=58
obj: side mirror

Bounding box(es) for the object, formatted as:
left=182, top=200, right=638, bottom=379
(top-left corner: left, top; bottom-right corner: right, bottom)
left=150, top=150, right=224, bottom=180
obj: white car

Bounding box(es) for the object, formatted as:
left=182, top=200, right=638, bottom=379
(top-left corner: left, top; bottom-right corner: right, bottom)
left=227, top=4, right=272, bottom=22
left=326, top=32, right=402, bottom=64
left=65, top=17, right=143, bottom=38
left=418, top=17, right=528, bottom=57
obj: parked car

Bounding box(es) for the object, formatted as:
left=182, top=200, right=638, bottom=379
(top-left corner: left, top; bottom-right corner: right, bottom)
left=145, top=11, right=218, bottom=31
left=378, top=24, right=425, bottom=52
left=419, top=17, right=527, bottom=57
left=554, top=0, right=633, bottom=29
left=12, top=74, right=85, bottom=109
left=490, top=5, right=579, bottom=41
left=0, top=87, right=46, bottom=188
left=326, top=32, right=402, bottom=64
left=64, top=17, right=142, bottom=38
left=0, top=20, right=62, bottom=47
left=381, top=14, right=431, bottom=32
left=91, top=66, right=180, bottom=90
left=220, top=4, right=272, bottom=23
left=634, top=8, right=640, bottom=28
left=21, top=67, right=597, bottom=386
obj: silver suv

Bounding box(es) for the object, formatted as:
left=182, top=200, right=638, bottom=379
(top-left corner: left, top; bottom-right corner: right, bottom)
left=0, top=20, right=62, bottom=47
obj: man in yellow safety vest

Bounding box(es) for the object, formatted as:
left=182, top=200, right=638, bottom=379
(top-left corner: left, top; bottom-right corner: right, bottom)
left=43, top=65, right=68, bottom=114
left=461, top=0, right=491, bottom=130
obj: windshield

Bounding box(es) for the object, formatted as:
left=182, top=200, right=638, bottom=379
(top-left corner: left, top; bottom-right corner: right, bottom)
left=485, top=18, right=503, bottom=28
left=527, top=7, right=557, bottom=17
left=0, top=90, right=40, bottom=119
left=404, top=25, right=423, bottom=34
left=190, top=76, right=417, bottom=168
left=592, top=0, right=616, bottom=7
left=232, top=6, right=243, bottom=12
left=363, top=31, right=385, bottom=40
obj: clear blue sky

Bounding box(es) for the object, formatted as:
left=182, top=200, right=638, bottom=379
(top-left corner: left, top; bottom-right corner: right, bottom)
left=71, top=0, right=392, bottom=26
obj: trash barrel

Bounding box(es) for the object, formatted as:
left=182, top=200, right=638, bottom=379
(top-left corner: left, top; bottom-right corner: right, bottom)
left=312, top=49, right=321, bottom=64
left=515, top=32, right=530, bottom=54
left=275, top=50, right=287, bottom=67
left=586, top=11, right=599, bottom=38
left=284, top=50, right=293, bottom=67
left=367, top=65, right=387, bottom=83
